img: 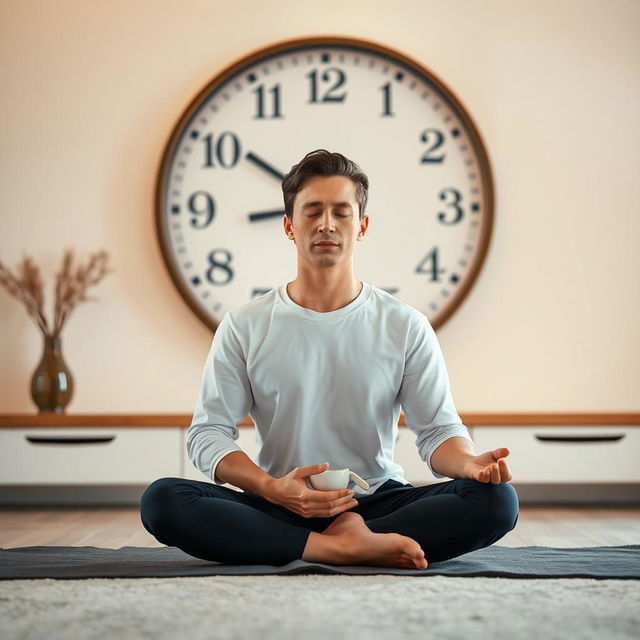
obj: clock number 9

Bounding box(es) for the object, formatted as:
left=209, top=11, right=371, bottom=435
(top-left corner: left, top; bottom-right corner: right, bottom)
left=187, top=191, right=215, bottom=229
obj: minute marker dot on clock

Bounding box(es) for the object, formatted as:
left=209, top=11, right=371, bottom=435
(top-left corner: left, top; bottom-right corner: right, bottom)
left=450, top=274, right=460, bottom=284
left=451, top=128, right=460, bottom=137
left=471, top=203, right=480, bottom=212
left=190, top=131, right=199, bottom=139
left=395, top=71, right=404, bottom=82
left=171, top=205, right=180, bottom=214
left=247, top=73, right=257, bottom=83
left=321, top=53, right=330, bottom=63
left=191, top=276, right=201, bottom=286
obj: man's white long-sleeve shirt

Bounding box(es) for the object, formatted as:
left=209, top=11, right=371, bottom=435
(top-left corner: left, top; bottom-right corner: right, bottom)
left=186, top=281, right=473, bottom=496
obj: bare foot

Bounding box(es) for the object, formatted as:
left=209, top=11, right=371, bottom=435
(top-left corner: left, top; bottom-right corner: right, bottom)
left=303, top=512, right=428, bottom=569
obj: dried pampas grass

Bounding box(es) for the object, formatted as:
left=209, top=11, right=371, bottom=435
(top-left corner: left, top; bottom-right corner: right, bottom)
left=0, top=248, right=113, bottom=338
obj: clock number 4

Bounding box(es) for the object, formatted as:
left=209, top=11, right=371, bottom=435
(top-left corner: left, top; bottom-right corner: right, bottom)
left=416, top=248, right=446, bottom=282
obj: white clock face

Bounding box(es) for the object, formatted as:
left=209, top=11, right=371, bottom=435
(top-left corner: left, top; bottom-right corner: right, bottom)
left=156, top=36, right=494, bottom=331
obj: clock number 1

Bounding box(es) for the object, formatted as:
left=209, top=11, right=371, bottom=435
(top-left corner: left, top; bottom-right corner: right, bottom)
left=380, top=82, right=394, bottom=117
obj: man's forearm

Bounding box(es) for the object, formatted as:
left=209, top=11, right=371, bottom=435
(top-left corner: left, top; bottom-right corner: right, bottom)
left=430, top=436, right=476, bottom=479
left=214, top=450, right=275, bottom=497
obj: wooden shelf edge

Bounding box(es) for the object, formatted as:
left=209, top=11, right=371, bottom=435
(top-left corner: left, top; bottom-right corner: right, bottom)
left=0, top=412, right=638, bottom=427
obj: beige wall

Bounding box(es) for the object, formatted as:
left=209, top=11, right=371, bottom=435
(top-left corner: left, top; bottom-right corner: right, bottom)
left=0, top=0, right=638, bottom=413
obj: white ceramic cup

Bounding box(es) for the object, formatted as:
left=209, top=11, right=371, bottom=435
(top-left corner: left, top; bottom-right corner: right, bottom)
left=308, top=468, right=369, bottom=491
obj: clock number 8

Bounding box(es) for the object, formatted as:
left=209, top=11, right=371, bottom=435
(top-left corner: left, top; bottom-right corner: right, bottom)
left=205, top=249, right=234, bottom=286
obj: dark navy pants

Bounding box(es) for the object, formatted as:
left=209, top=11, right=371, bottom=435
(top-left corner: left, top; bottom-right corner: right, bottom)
left=140, top=477, right=519, bottom=566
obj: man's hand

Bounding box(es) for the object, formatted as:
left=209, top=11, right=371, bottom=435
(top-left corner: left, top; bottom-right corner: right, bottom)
left=462, top=447, right=513, bottom=484
left=263, top=462, right=359, bottom=518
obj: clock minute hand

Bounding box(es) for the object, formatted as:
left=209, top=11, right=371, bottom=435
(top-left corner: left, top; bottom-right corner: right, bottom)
left=246, top=151, right=285, bottom=181
left=246, top=151, right=287, bottom=222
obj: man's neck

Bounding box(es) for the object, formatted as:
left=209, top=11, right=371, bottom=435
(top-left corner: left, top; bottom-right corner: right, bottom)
left=286, top=277, right=363, bottom=313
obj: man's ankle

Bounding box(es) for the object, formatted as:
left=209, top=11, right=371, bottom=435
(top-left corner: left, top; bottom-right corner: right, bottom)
left=301, top=531, right=347, bottom=564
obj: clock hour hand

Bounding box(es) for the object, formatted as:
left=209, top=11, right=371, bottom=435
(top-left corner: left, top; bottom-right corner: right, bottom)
left=245, top=151, right=287, bottom=222
left=248, top=208, right=285, bottom=222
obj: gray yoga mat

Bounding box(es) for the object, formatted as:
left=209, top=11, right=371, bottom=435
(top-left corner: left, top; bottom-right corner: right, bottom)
left=1, top=544, right=638, bottom=580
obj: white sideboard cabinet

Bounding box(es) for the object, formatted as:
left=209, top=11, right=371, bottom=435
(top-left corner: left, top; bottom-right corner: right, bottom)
left=0, top=414, right=638, bottom=505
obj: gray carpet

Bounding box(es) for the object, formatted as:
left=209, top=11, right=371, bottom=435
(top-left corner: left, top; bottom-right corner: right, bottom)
left=1, top=544, right=638, bottom=579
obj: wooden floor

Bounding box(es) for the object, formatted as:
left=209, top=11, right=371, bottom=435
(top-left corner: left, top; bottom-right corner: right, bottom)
left=1, top=506, right=639, bottom=549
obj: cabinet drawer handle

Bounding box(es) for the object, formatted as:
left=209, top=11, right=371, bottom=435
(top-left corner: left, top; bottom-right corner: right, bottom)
left=25, top=436, right=116, bottom=445
left=534, top=434, right=625, bottom=443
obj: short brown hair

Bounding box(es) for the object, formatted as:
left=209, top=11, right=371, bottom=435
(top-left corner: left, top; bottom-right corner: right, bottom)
left=281, top=149, right=369, bottom=221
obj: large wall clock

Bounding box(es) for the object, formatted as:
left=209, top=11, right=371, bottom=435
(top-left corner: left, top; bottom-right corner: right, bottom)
left=155, top=35, right=494, bottom=333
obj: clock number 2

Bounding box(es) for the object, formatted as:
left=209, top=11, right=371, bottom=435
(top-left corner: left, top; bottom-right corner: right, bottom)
left=419, top=129, right=445, bottom=163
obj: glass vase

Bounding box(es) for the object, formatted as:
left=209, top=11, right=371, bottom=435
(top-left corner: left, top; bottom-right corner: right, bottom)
left=30, top=334, right=74, bottom=413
